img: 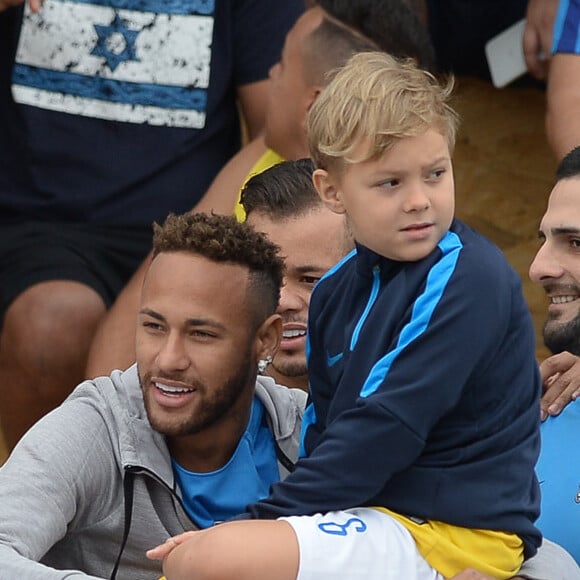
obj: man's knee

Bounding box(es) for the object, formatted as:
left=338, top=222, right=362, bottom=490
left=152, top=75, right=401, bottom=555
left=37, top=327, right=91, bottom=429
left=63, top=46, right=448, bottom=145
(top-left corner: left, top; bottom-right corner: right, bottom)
left=1, top=280, right=106, bottom=369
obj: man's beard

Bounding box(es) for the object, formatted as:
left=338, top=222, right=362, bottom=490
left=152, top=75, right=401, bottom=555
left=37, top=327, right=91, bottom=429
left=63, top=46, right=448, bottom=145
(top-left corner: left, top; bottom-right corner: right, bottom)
left=271, top=356, right=308, bottom=379
left=276, top=313, right=308, bottom=379
left=544, top=312, right=580, bottom=356
left=138, top=348, right=256, bottom=437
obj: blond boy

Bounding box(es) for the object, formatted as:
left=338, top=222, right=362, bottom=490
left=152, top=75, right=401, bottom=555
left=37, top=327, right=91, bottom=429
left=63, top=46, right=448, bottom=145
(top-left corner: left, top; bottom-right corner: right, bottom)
left=148, top=52, right=542, bottom=580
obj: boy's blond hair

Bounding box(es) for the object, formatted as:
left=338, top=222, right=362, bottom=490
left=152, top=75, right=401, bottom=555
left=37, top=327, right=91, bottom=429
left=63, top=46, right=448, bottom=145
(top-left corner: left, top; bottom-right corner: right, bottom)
left=307, top=51, right=458, bottom=170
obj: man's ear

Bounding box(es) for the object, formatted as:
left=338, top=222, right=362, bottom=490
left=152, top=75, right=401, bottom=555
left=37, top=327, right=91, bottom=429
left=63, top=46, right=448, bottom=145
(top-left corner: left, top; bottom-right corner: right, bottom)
left=300, top=86, right=322, bottom=142
left=305, top=86, right=322, bottom=115
left=312, top=168, right=346, bottom=214
left=255, top=314, right=282, bottom=363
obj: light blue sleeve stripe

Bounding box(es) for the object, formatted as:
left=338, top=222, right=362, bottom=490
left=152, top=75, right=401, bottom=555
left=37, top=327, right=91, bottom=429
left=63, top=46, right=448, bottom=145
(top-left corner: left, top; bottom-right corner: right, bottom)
left=350, top=266, right=380, bottom=351
left=299, top=403, right=316, bottom=458
left=552, top=0, right=569, bottom=52
left=359, top=231, right=463, bottom=398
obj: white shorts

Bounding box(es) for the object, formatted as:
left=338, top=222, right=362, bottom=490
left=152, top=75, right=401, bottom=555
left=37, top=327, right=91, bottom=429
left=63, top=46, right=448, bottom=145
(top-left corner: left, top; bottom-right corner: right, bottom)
left=281, top=508, right=445, bottom=580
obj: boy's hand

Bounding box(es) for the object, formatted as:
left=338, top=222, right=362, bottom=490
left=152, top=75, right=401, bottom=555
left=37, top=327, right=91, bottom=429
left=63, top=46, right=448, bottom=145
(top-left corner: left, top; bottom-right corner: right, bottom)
left=146, top=531, right=197, bottom=561
left=540, top=351, right=580, bottom=420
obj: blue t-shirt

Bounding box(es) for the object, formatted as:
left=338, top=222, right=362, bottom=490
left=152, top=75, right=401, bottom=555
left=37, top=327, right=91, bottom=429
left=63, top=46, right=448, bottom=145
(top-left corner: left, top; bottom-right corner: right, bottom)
left=0, top=0, right=303, bottom=225
left=173, top=396, right=279, bottom=528
left=536, top=399, right=580, bottom=563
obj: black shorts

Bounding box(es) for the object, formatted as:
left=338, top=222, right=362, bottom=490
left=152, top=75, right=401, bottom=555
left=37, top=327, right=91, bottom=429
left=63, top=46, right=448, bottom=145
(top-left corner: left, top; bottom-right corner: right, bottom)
left=0, top=221, right=153, bottom=324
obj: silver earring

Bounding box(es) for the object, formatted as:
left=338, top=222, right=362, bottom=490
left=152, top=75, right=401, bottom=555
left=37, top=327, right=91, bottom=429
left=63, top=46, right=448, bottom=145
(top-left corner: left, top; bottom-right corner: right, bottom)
left=258, top=355, right=273, bottom=374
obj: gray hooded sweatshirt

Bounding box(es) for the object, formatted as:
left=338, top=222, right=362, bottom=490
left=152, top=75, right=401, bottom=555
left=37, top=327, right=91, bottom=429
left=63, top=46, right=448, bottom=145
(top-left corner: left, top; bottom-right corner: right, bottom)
left=0, top=365, right=305, bottom=579
left=0, top=366, right=576, bottom=579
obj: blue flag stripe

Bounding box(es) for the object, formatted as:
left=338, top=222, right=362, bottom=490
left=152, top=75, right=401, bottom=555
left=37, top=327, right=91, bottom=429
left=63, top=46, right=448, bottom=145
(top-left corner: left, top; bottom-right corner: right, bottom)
left=13, top=64, right=207, bottom=110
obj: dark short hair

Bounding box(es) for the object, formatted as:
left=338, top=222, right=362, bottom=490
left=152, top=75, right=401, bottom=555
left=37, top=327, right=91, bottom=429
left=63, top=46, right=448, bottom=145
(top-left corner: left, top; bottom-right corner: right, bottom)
left=152, top=212, right=285, bottom=324
left=240, top=158, right=322, bottom=220
left=556, top=146, right=580, bottom=181
left=303, top=17, right=381, bottom=86
left=316, top=0, right=436, bottom=73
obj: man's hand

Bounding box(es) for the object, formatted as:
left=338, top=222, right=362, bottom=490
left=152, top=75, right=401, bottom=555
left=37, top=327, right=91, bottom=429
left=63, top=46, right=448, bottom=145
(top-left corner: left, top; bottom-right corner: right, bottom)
left=0, top=0, right=43, bottom=14
left=540, top=351, right=580, bottom=420
left=523, top=0, right=559, bottom=80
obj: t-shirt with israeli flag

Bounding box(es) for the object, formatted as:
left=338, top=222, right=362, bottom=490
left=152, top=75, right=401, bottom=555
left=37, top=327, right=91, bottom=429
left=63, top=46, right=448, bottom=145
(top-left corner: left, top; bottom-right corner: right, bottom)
left=0, top=0, right=302, bottom=225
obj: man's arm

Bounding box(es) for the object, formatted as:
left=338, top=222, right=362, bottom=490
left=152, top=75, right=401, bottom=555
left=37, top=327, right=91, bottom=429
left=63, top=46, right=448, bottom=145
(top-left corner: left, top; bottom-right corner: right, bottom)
left=0, top=398, right=115, bottom=579
left=237, top=80, right=270, bottom=142
left=0, top=0, right=41, bottom=13
left=193, top=135, right=269, bottom=215
left=546, top=52, right=580, bottom=160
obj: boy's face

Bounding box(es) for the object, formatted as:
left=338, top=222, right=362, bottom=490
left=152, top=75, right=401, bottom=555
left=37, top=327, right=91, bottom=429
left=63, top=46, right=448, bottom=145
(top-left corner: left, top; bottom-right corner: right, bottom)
left=314, top=129, right=455, bottom=262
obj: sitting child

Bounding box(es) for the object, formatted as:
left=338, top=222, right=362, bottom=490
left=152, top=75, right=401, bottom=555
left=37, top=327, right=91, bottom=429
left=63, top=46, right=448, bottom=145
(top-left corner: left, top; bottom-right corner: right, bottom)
left=148, top=51, right=542, bottom=580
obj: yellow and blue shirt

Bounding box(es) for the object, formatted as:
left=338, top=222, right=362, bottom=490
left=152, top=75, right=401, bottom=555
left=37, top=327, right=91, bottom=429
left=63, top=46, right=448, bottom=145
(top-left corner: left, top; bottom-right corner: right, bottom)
left=233, top=148, right=285, bottom=222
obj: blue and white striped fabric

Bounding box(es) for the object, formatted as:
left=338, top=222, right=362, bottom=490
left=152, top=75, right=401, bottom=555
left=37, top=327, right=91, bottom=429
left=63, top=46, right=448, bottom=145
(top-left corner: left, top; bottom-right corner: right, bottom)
left=13, top=0, right=214, bottom=128
left=552, top=0, right=580, bottom=55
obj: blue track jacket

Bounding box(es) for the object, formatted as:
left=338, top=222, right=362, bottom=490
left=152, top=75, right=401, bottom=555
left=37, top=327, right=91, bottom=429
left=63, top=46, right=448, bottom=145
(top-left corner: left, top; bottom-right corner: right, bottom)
left=246, top=219, right=542, bottom=558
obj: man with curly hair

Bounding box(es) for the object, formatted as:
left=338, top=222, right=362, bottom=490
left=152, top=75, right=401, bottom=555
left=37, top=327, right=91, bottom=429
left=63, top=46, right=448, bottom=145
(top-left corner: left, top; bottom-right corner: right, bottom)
left=0, top=213, right=305, bottom=579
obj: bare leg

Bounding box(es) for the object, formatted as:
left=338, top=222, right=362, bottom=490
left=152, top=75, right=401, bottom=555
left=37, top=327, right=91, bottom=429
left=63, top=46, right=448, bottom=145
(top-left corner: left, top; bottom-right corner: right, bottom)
left=163, top=520, right=299, bottom=580
left=0, top=281, right=105, bottom=449
left=85, top=253, right=151, bottom=378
